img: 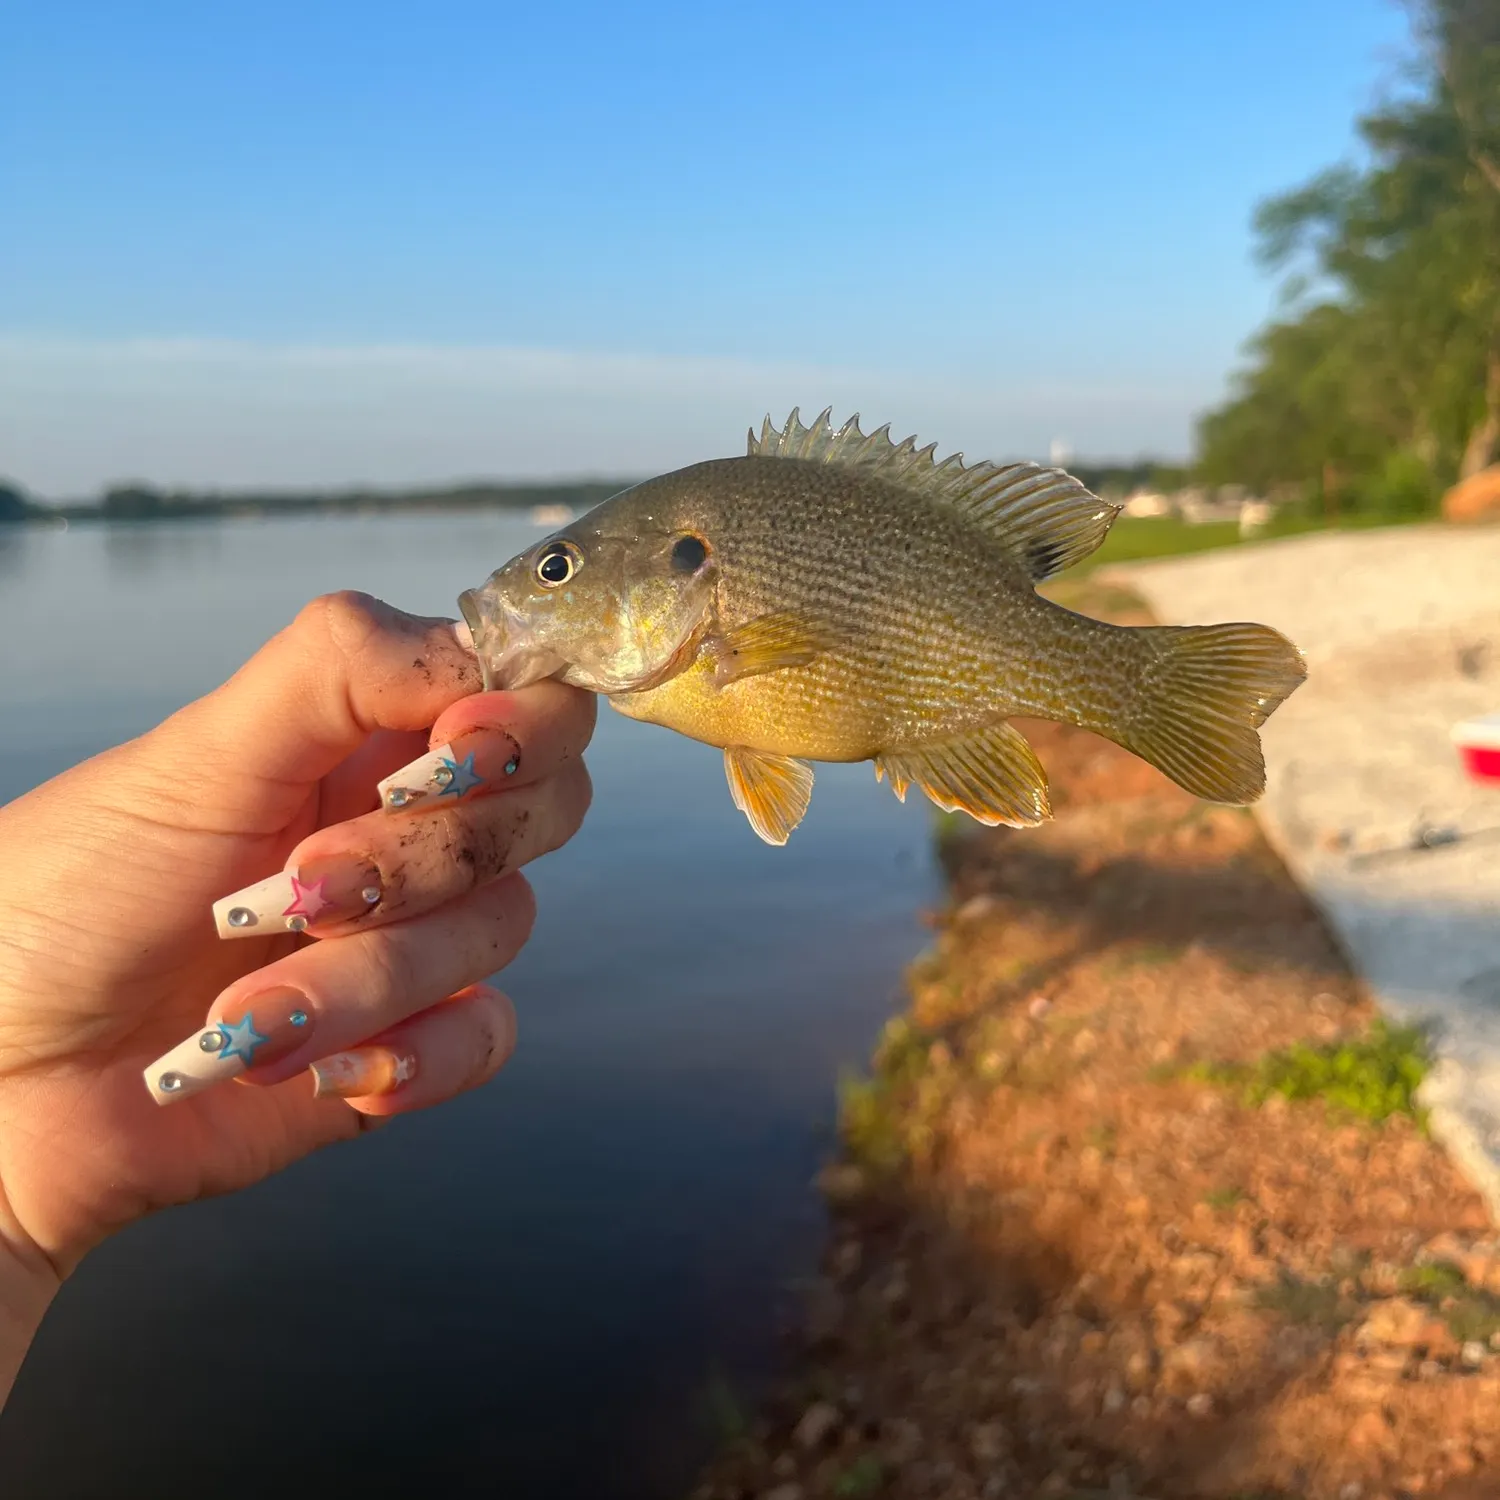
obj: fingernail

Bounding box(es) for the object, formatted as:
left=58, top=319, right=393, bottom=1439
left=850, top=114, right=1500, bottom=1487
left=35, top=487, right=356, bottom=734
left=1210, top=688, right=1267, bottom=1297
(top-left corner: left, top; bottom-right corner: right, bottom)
left=377, top=730, right=521, bottom=813
left=310, top=1046, right=419, bottom=1100
left=452, top=618, right=475, bottom=652
left=143, top=988, right=313, bottom=1105
left=213, top=858, right=383, bottom=940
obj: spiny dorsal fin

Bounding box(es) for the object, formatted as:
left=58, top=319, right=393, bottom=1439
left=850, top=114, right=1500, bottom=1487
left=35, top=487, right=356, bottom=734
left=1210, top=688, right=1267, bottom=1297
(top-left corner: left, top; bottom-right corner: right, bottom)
left=746, top=406, right=1122, bottom=582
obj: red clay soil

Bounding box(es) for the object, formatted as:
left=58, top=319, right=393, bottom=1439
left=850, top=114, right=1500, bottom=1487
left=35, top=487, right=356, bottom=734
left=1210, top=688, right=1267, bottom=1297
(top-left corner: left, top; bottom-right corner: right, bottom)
left=690, top=586, right=1500, bottom=1500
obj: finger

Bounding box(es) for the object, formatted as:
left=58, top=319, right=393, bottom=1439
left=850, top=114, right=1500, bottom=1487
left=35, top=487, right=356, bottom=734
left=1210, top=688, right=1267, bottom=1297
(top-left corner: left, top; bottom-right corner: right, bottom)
left=319, top=728, right=431, bottom=825
left=373, top=679, right=597, bottom=814
left=208, top=757, right=591, bottom=941
left=143, top=592, right=484, bottom=815
left=305, top=983, right=517, bottom=1118
left=142, top=872, right=535, bottom=1105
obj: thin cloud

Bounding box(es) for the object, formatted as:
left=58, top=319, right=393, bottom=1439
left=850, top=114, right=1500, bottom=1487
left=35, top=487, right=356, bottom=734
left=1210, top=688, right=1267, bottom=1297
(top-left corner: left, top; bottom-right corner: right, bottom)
left=0, top=336, right=1204, bottom=498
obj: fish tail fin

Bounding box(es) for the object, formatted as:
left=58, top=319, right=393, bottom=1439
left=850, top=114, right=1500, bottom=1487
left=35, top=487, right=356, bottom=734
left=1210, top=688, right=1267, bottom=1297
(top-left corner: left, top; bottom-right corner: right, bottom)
left=1114, top=623, right=1307, bottom=803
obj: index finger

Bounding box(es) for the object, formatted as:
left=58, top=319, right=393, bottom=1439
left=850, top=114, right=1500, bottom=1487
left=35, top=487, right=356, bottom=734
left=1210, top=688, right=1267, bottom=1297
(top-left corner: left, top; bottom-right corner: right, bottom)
left=155, top=591, right=483, bottom=790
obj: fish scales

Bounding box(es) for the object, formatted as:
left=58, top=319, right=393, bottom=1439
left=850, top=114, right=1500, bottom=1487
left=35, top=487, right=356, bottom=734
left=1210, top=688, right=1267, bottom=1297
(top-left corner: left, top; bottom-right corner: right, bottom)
left=458, top=408, right=1307, bottom=845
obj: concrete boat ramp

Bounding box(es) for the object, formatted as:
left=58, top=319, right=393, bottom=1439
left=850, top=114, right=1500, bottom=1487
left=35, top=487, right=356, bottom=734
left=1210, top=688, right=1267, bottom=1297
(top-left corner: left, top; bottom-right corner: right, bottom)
left=1109, top=524, right=1500, bottom=1214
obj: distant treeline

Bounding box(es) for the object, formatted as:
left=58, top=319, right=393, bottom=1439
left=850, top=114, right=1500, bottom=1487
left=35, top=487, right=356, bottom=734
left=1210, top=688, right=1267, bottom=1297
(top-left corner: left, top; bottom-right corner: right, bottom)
left=0, top=478, right=638, bottom=524
left=0, top=460, right=1192, bottom=526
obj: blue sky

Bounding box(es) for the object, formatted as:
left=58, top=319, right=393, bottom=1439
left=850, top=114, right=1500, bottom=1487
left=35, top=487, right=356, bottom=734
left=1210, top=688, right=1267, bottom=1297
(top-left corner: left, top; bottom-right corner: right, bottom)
left=1, top=0, right=1413, bottom=496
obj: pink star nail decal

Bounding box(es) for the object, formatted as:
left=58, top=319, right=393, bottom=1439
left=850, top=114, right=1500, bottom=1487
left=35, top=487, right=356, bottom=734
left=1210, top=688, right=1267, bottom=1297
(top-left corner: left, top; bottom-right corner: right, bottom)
left=282, top=875, right=332, bottom=922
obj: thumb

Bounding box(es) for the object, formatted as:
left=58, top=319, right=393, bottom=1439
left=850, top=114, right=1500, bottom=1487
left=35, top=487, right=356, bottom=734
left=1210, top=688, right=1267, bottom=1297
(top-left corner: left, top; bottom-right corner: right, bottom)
left=151, top=591, right=482, bottom=791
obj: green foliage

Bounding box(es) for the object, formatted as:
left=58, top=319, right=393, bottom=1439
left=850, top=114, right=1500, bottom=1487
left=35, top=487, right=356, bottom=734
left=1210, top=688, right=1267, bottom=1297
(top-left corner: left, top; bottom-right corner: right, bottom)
left=1399, top=1260, right=1468, bottom=1300
left=837, top=1015, right=957, bottom=1176
left=1254, top=1272, right=1356, bottom=1330
left=1203, top=1185, right=1247, bottom=1211
left=1186, top=1019, right=1431, bottom=1125
left=1197, top=0, right=1500, bottom=503
left=833, top=1455, right=886, bottom=1496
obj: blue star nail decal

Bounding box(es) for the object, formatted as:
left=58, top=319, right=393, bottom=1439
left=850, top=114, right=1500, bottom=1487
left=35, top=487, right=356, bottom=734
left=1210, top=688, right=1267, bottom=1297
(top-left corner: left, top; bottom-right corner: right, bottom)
left=438, top=753, right=485, bottom=798
left=217, top=1013, right=270, bottom=1065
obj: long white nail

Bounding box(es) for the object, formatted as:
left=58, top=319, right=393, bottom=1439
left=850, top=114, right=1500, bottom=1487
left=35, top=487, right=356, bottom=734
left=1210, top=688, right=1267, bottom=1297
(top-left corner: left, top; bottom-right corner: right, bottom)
left=213, top=871, right=303, bottom=940
left=143, top=1022, right=253, bottom=1104
left=452, top=618, right=475, bottom=652
left=378, top=741, right=495, bottom=812
left=213, top=865, right=382, bottom=941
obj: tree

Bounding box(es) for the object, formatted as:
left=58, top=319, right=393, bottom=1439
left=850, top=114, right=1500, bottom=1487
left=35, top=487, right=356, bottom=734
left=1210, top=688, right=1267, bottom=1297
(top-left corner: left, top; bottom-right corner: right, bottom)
left=1196, top=0, right=1500, bottom=505
left=0, top=483, right=32, bottom=523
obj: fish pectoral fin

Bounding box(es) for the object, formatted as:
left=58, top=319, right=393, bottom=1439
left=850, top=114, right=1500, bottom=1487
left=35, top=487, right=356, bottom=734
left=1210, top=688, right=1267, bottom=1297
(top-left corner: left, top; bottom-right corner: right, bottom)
left=710, top=611, right=841, bottom=688
left=875, top=722, right=1052, bottom=828
left=724, top=746, right=815, bottom=845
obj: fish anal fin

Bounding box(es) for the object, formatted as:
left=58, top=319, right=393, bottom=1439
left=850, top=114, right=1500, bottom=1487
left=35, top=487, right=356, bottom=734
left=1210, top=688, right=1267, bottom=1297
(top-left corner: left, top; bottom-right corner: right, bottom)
left=874, top=721, right=1052, bottom=828
left=747, top=409, right=1121, bottom=581
left=724, top=747, right=815, bottom=845
left=711, top=611, right=841, bottom=688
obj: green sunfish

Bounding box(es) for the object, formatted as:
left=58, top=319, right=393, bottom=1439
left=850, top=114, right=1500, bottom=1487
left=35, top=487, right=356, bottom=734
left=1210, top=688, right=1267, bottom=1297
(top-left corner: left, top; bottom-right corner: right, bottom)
left=457, top=408, right=1307, bottom=844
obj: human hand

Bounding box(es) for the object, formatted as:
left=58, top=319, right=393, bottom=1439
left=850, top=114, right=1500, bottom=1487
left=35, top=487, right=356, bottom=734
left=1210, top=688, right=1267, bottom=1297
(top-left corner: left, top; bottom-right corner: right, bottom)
left=0, top=591, right=595, bottom=1382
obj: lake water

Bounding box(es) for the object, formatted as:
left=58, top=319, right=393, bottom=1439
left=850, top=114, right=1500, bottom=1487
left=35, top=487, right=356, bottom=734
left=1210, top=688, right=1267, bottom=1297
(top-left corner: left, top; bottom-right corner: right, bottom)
left=0, top=514, right=937, bottom=1499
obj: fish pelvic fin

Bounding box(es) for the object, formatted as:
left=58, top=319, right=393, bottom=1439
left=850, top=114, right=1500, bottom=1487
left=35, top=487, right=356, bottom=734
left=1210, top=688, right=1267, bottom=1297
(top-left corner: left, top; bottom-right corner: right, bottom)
left=874, top=721, right=1052, bottom=829
left=711, top=610, right=843, bottom=688
left=724, top=746, right=815, bottom=845
left=1118, top=623, right=1308, bottom=803
left=748, top=407, right=1121, bottom=582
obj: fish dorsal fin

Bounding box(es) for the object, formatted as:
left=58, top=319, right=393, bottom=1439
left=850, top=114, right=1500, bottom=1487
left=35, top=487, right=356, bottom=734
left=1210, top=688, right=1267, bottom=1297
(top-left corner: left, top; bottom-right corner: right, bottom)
left=747, top=407, right=1122, bottom=582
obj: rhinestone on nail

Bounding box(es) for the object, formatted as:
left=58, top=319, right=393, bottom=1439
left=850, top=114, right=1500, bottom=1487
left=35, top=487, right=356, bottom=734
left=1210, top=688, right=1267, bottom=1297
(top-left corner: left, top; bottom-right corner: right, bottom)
left=433, top=765, right=454, bottom=787
left=361, top=885, right=380, bottom=904
left=227, top=907, right=256, bottom=929
left=159, top=1072, right=183, bottom=1092
left=290, top=1010, right=308, bottom=1027
left=199, top=1028, right=226, bottom=1053
left=388, top=787, right=411, bottom=808
left=504, top=758, right=519, bottom=775
left=286, top=915, right=309, bottom=933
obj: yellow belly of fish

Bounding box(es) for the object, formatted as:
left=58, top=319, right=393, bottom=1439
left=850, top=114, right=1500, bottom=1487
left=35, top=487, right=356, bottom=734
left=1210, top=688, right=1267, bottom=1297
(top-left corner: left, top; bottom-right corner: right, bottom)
left=610, top=655, right=881, bottom=762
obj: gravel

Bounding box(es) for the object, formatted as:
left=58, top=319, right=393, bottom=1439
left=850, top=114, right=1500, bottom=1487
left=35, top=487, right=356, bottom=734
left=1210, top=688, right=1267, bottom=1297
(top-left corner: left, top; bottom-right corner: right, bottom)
left=1109, top=521, right=1500, bottom=1216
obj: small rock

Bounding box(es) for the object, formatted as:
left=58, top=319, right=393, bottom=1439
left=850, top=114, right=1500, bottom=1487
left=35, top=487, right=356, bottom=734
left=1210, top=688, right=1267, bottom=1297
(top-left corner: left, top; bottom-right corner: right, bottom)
left=1102, top=1383, right=1126, bottom=1414
left=1071, top=1027, right=1098, bottom=1059
left=793, top=1401, right=840, bottom=1450
left=1356, top=1297, right=1455, bottom=1354
left=969, top=1421, right=1009, bottom=1463
left=883, top=1417, right=922, bottom=1465
left=1463, top=1340, right=1487, bottom=1368
left=1027, top=994, right=1052, bottom=1021
left=1339, top=1483, right=1364, bottom=1500
left=1185, top=1392, right=1214, bottom=1418
left=1124, top=1349, right=1157, bottom=1392
left=815, top=1163, right=869, bottom=1206
left=956, top=894, right=998, bottom=923
left=1418, top=1358, right=1443, bottom=1379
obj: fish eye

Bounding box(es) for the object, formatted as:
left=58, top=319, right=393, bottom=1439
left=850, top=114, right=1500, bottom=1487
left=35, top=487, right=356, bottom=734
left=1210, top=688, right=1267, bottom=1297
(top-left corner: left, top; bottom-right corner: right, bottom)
left=670, top=534, right=708, bottom=573
left=535, top=541, right=582, bottom=588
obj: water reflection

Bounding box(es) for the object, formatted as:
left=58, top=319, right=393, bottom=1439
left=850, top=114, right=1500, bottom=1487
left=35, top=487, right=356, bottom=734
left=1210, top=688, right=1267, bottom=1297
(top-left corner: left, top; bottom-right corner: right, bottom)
left=0, top=512, right=936, bottom=1499
left=101, top=517, right=226, bottom=575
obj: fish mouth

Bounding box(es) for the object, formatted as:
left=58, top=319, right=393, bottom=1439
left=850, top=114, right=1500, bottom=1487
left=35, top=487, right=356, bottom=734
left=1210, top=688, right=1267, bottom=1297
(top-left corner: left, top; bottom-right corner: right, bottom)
left=456, top=584, right=570, bottom=694
left=456, top=589, right=495, bottom=691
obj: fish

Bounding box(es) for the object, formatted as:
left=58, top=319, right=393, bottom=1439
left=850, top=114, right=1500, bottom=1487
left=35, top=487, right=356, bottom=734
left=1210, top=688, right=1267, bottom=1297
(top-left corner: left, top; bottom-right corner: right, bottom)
left=457, top=407, right=1307, bottom=845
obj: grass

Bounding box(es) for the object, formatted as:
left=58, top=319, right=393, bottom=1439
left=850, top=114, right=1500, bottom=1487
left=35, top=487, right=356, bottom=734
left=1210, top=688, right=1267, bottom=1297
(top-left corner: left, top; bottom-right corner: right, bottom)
left=1061, top=508, right=1425, bottom=578
left=1182, top=1018, right=1431, bottom=1127
left=838, top=1015, right=952, bottom=1176
left=1254, top=1272, right=1355, bottom=1331
left=832, top=1455, right=886, bottom=1496
left=1397, top=1260, right=1500, bottom=1345
left=1203, top=1185, right=1247, bottom=1212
